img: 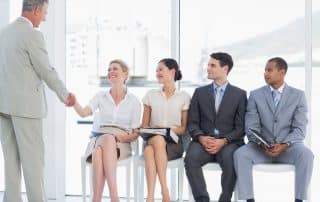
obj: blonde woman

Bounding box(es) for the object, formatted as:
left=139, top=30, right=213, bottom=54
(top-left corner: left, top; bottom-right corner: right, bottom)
left=73, top=59, right=141, bottom=202
left=141, top=58, right=191, bottom=202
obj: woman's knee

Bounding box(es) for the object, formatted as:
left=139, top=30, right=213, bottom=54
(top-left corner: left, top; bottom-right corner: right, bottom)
left=148, top=135, right=166, bottom=147
left=99, top=135, right=117, bottom=145
left=92, top=146, right=103, bottom=159
left=144, top=145, right=154, bottom=155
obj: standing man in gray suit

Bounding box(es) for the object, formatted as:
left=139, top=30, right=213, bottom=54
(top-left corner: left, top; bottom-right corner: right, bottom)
left=185, top=52, right=247, bottom=202
left=0, top=0, right=75, bottom=201
left=234, top=57, right=314, bottom=202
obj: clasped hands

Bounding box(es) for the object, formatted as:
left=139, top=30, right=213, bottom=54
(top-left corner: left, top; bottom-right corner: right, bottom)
left=199, top=135, right=227, bottom=154
left=260, top=143, right=288, bottom=157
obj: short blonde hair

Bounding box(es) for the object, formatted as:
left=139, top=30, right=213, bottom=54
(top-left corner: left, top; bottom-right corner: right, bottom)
left=109, top=59, right=129, bottom=73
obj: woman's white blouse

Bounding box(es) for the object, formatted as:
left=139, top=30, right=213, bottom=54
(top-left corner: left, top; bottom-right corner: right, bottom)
left=87, top=90, right=142, bottom=133
left=142, top=89, right=191, bottom=128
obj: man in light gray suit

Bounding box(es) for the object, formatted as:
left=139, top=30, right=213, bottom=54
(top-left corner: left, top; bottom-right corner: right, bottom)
left=0, top=0, right=75, bottom=201
left=234, top=57, right=314, bottom=202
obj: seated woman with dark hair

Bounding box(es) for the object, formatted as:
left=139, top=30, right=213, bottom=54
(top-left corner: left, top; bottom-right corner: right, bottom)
left=141, top=58, right=191, bottom=202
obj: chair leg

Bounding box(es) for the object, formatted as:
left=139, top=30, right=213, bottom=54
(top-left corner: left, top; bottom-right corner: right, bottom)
left=171, top=168, right=177, bottom=201
left=140, top=166, right=145, bottom=202
left=89, top=164, right=93, bottom=201
left=178, top=163, right=184, bottom=202
left=133, top=160, right=139, bottom=202
left=81, top=157, right=87, bottom=202
left=126, top=161, right=131, bottom=202
left=234, top=186, right=239, bottom=202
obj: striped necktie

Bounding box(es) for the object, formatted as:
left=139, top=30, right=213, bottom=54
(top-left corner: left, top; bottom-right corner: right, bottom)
left=272, top=90, right=280, bottom=108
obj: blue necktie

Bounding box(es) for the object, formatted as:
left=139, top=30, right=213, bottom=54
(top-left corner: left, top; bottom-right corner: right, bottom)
left=215, top=87, right=223, bottom=112
left=272, top=90, right=280, bottom=108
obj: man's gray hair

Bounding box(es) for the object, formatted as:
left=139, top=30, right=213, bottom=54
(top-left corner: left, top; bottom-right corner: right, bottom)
left=22, top=0, right=49, bottom=12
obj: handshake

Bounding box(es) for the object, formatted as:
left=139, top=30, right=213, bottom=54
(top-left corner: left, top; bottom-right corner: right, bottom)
left=64, top=93, right=76, bottom=107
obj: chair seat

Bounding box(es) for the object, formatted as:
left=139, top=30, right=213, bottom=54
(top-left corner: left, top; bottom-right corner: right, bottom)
left=202, top=162, right=222, bottom=170
left=253, top=163, right=295, bottom=172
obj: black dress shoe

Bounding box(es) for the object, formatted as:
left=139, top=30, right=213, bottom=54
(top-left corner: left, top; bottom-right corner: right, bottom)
left=247, top=199, right=255, bottom=202
left=295, top=199, right=303, bottom=202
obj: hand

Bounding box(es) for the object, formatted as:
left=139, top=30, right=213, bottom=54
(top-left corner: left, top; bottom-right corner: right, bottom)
left=115, top=134, right=128, bottom=143
left=264, top=143, right=288, bottom=157
left=205, top=138, right=226, bottom=154
left=65, top=93, right=76, bottom=107
left=260, top=143, right=272, bottom=151
left=198, top=135, right=212, bottom=148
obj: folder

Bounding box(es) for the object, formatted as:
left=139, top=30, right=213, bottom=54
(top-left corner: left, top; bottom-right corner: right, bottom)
left=139, top=127, right=179, bottom=143
left=248, top=128, right=272, bottom=148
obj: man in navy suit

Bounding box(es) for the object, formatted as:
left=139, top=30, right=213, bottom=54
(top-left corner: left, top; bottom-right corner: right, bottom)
left=234, top=57, right=314, bottom=202
left=185, top=52, right=247, bottom=202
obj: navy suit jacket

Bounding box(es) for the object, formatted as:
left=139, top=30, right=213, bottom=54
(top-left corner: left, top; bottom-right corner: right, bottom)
left=188, top=83, right=247, bottom=145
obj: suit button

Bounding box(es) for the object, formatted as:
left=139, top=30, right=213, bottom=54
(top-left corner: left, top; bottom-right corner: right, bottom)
left=274, top=119, right=277, bottom=123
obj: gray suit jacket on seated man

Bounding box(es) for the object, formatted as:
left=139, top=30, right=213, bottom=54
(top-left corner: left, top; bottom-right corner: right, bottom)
left=234, top=57, right=314, bottom=202
left=0, top=1, right=75, bottom=202
left=185, top=52, right=247, bottom=202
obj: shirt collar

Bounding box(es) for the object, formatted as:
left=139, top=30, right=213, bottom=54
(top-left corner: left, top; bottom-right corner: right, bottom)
left=269, top=83, right=285, bottom=94
left=105, top=88, right=129, bottom=102
left=18, top=16, right=34, bottom=28
left=213, top=81, right=228, bottom=92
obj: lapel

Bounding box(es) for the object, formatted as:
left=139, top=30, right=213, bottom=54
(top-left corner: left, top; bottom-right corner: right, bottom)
left=216, top=83, right=232, bottom=115
left=275, top=84, right=290, bottom=116
left=206, top=84, right=215, bottom=116
left=263, top=86, right=276, bottom=114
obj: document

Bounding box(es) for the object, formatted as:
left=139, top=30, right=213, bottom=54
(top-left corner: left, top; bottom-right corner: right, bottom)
left=248, top=128, right=272, bottom=148
left=90, top=124, right=129, bottom=137
left=139, top=127, right=179, bottom=143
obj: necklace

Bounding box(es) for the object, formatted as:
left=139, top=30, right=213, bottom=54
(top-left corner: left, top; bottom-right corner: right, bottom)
left=162, top=86, right=176, bottom=97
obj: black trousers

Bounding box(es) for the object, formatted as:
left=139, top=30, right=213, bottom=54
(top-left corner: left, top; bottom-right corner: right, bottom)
left=184, top=141, right=239, bottom=202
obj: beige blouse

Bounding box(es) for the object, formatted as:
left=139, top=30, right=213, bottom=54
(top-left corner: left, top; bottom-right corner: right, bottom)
left=142, top=89, right=191, bottom=128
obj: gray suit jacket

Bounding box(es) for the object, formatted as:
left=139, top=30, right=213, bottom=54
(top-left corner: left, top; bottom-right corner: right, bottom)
left=0, top=17, right=68, bottom=118
left=246, top=84, right=308, bottom=145
left=188, top=83, right=247, bottom=145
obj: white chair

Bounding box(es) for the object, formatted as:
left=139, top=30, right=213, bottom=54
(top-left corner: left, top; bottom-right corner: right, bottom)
left=188, top=162, right=239, bottom=202
left=253, top=163, right=295, bottom=200
left=81, top=140, right=138, bottom=202
left=253, top=163, right=295, bottom=173
left=135, top=155, right=184, bottom=202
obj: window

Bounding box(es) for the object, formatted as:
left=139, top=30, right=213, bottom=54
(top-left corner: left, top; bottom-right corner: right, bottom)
left=180, top=0, right=305, bottom=94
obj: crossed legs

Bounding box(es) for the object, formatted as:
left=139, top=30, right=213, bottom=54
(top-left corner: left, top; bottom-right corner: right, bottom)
left=144, top=136, right=170, bottom=202
left=92, top=135, right=119, bottom=202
